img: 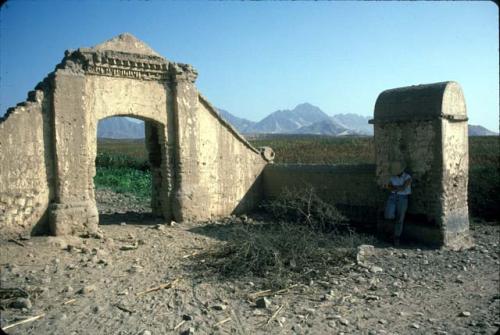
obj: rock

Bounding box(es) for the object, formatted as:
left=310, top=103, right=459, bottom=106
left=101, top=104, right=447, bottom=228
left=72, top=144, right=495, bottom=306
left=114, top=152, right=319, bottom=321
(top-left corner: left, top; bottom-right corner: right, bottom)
left=356, top=244, right=375, bottom=264
left=92, top=306, right=101, bottom=314
left=120, top=243, right=138, bottom=251
left=411, top=323, right=419, bottom=329
left=180, top=327, right=195, bottom=335
left=459, top=311, right=471, bottom=317
left=78, top=284, right=96, bottom=295
left=369, top=266, right=383, bottom=273
left=339, top=318, right=349, bottom=326
left=255, top=297, right=271, bottom=309
left=212, top=304, right=227, bottom=311
left=12, top=297, right=32, bottom=309
left=182, top=314, right=193, bottom=321
left=128, top=265, right=143, bottom=273
left=64, top=286, right=74, bottom=293
left=378, top=319, right=387, bottom=325
left=327, top=320, right=336, bottom=328
left=120, top=222, right=127, bottom=226
left=321, top=294, right=333, bottom=301
left=168, top=221, right=176, bottom=227
left=304, top=308, right=315, bottom=314
left=155, top=224, right=165, bottom=231
left=139, top=331, right=151, bottom=335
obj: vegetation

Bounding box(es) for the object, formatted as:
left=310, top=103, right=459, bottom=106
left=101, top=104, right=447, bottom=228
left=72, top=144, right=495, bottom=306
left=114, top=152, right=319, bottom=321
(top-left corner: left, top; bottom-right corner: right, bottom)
left=200, top=221, right=368, bottom=289
left=250, top=134, right=375, bottom=164
left=94, top=167, right=151, bottom=199
left=261, top=186, right=348, bottom=232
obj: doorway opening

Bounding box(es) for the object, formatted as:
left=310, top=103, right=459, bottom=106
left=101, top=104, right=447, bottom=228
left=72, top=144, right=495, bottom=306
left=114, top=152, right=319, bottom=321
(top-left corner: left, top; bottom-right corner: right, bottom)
left=94, top=116, right=166, bottom=225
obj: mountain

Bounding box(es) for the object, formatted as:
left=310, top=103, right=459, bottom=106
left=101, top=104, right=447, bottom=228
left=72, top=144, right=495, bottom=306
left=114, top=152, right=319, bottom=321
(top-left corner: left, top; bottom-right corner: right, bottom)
left=331, top=113, right=373, bottom=135
left=468, top=125, right=497, bottom=136
left=292, top=118, right=351, bottom=136
left=97, top=117, right=144, bottom=139
left=217, top=108, right=256, bottom=133
left=248, top=103, right=330, bottom=134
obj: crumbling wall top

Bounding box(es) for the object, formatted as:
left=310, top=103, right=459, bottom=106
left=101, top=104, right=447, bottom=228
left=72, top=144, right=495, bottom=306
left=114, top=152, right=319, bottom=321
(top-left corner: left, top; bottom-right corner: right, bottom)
left=372, top=81, right=467, bottom=124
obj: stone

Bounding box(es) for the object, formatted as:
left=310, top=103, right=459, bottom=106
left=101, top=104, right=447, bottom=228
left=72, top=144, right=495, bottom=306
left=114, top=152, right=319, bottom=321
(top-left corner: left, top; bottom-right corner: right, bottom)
left=255, top=297, right=271, bottom=309
left=139, top=331, right=152, bottom=335
left=182, top=314, right=193, bottom=321
left=411, top=323, right=419, bottom=329
left=12, top=297, right=32, bottom=309
left=78, top=284, right=96, bottom=295
left=211, top=304, right=227, bottom=311
left=339, top=318, right=349, bottom=326
left=180, top=327, right=195, bottom=335
left=369, top=266, right=383, bottom=274
left=459, top=311, right=471, bottom=317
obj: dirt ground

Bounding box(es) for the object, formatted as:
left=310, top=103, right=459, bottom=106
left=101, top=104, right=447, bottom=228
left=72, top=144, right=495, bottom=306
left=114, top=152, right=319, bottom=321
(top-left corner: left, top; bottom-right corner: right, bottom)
left=1, top=190, right=499, bottom=335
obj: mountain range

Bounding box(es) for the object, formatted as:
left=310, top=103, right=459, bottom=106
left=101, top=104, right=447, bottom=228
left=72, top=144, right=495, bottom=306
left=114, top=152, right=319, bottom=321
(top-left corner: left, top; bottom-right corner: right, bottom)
left=97, top=103, right=497, bottom=138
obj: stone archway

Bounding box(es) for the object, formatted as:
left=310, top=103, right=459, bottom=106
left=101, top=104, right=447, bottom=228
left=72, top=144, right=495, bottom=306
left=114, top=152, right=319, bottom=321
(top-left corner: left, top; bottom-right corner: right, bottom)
left=0, top=33, right=271, bottom=238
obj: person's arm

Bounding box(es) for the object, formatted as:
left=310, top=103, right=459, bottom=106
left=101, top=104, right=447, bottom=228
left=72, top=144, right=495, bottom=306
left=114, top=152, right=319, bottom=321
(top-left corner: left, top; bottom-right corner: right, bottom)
left=396, top=175, right=412, bottom=191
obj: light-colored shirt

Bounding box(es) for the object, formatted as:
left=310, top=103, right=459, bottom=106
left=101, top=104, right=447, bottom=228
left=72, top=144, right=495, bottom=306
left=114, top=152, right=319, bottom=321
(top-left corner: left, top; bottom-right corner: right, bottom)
left=390, top=172, right=412, bottom=195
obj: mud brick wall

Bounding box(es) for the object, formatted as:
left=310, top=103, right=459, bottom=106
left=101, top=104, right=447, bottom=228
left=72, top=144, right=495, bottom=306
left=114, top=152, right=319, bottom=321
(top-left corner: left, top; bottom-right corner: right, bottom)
left=263, top=164, right=383, bottom=224
left=0, top=89, right=54, bottom=237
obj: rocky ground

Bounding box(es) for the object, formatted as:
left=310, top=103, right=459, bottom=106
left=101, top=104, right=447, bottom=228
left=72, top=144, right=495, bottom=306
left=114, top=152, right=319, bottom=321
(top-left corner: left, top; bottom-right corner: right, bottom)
left=0, top=189, right=499, bottom=335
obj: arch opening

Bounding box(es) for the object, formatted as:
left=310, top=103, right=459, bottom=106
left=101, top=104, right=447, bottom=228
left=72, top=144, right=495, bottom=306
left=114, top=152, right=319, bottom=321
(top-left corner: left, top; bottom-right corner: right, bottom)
left=93, top=115, right=170, bottom=225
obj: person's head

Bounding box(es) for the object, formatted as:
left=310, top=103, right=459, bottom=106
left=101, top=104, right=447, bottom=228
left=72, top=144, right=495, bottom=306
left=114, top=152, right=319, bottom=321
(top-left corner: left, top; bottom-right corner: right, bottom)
left=389, top=161, right=405, bottom=175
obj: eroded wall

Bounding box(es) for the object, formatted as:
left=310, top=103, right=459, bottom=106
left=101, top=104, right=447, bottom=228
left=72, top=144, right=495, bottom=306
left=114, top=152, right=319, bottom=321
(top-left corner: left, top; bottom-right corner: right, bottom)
left=173, top=90, right=268, bottom=221
left=263, top=164, right=382, bottom=223
left=0, top=90, right=53, bottom=237
left=373, top=81, right=470, bottom=247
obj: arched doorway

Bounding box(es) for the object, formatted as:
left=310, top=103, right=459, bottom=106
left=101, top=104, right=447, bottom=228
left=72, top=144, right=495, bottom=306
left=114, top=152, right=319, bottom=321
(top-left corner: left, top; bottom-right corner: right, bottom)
left=93, top=116, right=173, bottom=225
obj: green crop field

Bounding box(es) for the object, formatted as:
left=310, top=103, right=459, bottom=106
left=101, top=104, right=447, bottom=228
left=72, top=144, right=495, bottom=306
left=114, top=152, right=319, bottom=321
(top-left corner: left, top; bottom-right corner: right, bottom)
left=95, top=135, right=499, bottom=220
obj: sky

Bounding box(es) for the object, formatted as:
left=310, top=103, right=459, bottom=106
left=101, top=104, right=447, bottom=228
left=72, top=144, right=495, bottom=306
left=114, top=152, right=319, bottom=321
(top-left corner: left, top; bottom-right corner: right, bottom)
left=1, top=1, right=498, bottom=130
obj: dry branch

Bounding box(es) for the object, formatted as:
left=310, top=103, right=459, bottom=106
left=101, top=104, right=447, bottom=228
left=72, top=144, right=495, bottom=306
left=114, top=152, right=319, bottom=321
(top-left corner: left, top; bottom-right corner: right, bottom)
left=136, top=278, right=178, bottom=296
left=2, top=313, right=45, bottom=330
left=8, top=239, right=25, bottom=247
left=214, top=317, right=231, bottom=327
left=266, top=305, right=284, bottom=325
left=248, top=284, right=298, bottom=300
left=173, top=320, right=185, bottom=330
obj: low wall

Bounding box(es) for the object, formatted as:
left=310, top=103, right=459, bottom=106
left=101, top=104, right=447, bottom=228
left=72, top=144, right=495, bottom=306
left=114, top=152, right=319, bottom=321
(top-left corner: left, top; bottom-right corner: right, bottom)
left=263, top=164, right=383, bottom=225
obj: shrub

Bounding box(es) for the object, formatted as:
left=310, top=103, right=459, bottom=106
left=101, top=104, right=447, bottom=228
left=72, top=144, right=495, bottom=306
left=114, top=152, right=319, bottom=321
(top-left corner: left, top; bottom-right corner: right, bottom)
left=94, top=167, right=151, bottom=200
left=261, top=186, right=348, bottom=232
left=95, top=152, right=150, bottom=171
left=201, top=222, right=368, bottom=289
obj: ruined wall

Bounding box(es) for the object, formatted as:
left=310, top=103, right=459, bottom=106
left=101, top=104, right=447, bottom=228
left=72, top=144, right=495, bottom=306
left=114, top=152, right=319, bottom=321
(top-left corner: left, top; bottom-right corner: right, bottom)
left=0, top=89, right=53, bottom=237
left=173, top=90, right=268, bottom=221
left=263, top=164, right=382, bottom=223
left=373, top=81, right=470, bottom=247
left=441, top=84, right=469, bottom=245
left=0, top=33, right=271, bottom=237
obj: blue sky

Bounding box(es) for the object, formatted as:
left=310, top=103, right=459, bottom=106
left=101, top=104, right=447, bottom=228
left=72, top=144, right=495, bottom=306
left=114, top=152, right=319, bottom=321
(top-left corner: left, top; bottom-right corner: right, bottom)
left=1, top=1, right=498, bottom=130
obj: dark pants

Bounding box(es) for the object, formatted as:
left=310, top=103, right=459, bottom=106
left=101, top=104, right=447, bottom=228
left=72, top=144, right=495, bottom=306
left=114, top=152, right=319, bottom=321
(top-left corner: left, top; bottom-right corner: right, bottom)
left=384, top=194, right=409, bottom=238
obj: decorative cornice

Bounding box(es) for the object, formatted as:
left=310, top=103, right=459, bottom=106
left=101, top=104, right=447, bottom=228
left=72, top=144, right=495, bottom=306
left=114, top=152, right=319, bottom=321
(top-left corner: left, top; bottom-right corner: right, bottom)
left=57, top=49, right=198, bottom=83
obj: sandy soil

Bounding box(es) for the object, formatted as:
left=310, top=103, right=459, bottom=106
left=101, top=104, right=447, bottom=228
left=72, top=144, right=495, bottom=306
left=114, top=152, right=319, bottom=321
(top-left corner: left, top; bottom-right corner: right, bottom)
left=0, top=190, right=499, bottom=335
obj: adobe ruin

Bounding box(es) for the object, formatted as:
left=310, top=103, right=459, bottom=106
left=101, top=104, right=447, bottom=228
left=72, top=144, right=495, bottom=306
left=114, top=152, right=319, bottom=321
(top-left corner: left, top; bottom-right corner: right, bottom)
left=0, top=34, right=471, bottom=248
left=0, top=34, right=272, bottom=237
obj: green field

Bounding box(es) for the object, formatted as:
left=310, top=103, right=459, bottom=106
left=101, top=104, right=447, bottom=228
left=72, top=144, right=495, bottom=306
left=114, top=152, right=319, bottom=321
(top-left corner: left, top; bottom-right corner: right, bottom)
left=96, top=136, right=499, bottom=220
